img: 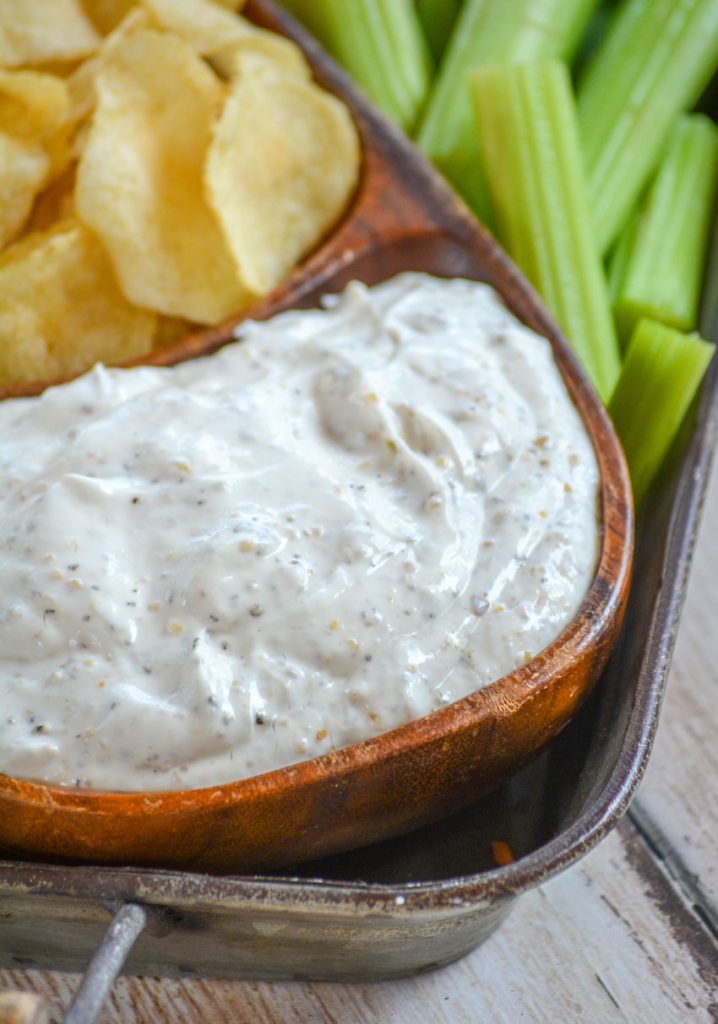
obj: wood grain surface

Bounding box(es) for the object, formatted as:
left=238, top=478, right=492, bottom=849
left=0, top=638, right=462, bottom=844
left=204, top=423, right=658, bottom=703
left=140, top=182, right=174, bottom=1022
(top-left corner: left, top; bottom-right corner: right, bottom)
left=2, top=464, right=716, bottom=1023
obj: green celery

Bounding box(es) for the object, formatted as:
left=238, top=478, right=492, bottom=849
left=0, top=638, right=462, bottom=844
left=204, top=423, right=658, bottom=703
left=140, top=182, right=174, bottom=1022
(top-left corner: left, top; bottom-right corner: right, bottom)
left=614, top=114, right=718, bottom=341
left=472, top=61, right=620, bottom=402
left=416, top=0, right=461, bottom=64
left=577, top=0, right=718, bottom=255
left=607, top=212, right=639, bottom=312
left=283, top=0, right=432, bottom=133
left=609, top=319, right=714, bottom=506
left=416, top=0, right=599, bottom=220
left=572, top=5, right=613, bottom=78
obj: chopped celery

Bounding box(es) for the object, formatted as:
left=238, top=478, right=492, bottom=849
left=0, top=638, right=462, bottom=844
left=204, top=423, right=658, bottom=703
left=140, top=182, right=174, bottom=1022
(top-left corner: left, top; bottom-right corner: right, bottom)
left=472, top=61, right=621, bottom=402
left=614, top=115, right=718, bottom=340
left=609, top=319, right=714, bottom=506
left=282, top=0, right=432, bottom=133
left=416, top=0, right=461, bottom=64
left=416, top=0, right=599, bottom=220
left=577, top=0, right=718, bottom=255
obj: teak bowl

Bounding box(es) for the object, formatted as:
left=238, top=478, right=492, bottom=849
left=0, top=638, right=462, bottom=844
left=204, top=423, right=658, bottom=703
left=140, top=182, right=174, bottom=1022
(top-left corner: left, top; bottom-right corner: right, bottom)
left=0, top=0, right=633, bottom=873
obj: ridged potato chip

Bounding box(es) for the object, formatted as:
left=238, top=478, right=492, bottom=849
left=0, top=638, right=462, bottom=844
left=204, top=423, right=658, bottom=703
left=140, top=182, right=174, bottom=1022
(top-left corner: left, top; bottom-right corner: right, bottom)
left=0, top=0, right=100, bottom=68
left=75, top=29, right=251, bottom=324
left=0, top=133, right=49, bottom=249
left=0, top=219, right=156, bottom=384
left=206, top=57, right=360, bottom=296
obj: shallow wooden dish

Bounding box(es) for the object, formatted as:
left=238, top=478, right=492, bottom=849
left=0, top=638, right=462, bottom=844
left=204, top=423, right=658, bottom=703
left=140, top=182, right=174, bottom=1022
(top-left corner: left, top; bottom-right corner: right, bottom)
left=0, top=0, right=633, bottom=874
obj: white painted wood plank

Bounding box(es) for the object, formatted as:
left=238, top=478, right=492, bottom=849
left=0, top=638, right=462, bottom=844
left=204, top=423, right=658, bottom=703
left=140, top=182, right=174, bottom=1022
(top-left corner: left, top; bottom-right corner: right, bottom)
left=633, top=464, right=718, bottom=922
left=2, top=822, right=715, bottom=1023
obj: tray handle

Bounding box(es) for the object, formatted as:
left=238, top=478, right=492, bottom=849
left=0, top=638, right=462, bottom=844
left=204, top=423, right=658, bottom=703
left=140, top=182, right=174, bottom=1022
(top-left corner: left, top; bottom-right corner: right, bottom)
left=63, top=902, right=148, bottom=1024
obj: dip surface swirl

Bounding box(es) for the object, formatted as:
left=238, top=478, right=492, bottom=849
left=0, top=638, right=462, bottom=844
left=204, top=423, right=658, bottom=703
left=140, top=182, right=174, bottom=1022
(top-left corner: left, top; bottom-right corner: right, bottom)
left=0, top=273, right=600, bottom=791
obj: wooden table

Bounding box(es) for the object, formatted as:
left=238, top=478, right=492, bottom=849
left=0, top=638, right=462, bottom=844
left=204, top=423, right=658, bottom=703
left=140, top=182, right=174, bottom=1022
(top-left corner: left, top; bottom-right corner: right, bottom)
left=2, top=470, right=717, bottom=1023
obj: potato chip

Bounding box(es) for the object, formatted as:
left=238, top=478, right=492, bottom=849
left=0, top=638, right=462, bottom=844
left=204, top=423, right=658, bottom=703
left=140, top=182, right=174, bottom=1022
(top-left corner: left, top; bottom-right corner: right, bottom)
left=65, top=61, right=96, bottom=126
left=0, top=219, right=156, bottom=384
left=205, top=59, right=360, bottom=296
left=0, top=0, right=100, bottom=68
left=152, top=315, right=192, bottom=350
left=0, top=69, right=71, bottom=188
left=0, top=132, right=49, bottom=249
left=82, top=0, right=138, bottom=36
left=0, top=70, right=69, bottom=143
left=25, top=164, right=76, bottom=234
left=209, top=29, right=311, bottom=82
left=140, top=0, right=248, bottom=54
left=66, top=8, right=151, bottom=124
left=75, top=29, right=251, bottom=324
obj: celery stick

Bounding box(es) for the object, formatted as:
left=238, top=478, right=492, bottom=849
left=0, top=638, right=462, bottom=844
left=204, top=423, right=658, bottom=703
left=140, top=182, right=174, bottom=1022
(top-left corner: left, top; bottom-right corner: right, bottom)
left=577, top=0, right=718, bottom=255
left=614, top=115, right=718, bottom=341
left=472, top=61, right=621, bottom=402
left=573, top=5, right=613, bottom=78
left=416, top=0, right=599, bottom=219
left=609, top=319, right=714, bottom=506
left=416, top=0, right=461, bottom=63
left=607, top=212, right=639, bottom=312
left=285, top=0, right=432, bottom=133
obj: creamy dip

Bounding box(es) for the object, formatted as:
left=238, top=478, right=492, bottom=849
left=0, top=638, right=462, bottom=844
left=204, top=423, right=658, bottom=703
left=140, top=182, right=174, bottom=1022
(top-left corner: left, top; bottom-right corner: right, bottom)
left=0, top=273, right=600, bottom=791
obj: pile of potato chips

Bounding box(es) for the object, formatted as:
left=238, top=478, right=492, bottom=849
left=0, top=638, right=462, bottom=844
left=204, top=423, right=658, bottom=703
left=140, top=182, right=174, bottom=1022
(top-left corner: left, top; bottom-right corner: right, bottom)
left=0, top=0, right=360, bottom=385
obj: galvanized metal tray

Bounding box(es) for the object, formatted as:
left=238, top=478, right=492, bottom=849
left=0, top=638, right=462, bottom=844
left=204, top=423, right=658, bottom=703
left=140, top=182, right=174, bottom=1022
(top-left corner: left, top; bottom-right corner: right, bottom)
left=1, top=2, right=717, bottom=1021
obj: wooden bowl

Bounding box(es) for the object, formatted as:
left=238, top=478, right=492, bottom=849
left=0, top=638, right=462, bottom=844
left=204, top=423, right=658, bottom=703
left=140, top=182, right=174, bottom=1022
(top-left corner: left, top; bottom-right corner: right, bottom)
left=0, top=0, right=633, bottom=873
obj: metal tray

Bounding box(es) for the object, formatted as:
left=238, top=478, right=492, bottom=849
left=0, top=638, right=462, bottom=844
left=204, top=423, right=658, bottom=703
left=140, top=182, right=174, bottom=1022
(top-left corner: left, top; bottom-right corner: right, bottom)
left=1, top=0, right=717, bottom=1017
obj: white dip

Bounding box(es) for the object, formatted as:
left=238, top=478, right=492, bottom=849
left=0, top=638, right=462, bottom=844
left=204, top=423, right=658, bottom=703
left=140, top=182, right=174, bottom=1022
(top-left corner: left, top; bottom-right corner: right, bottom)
left=0, top=273, right=600, bottom=791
